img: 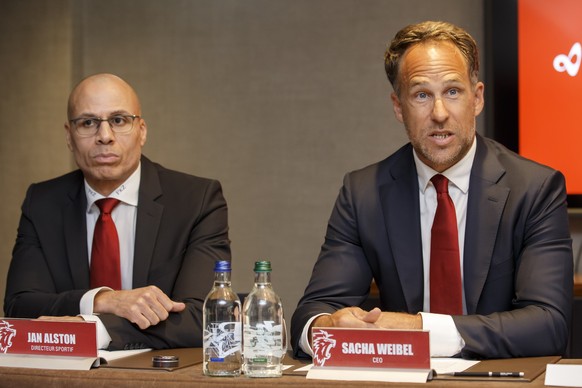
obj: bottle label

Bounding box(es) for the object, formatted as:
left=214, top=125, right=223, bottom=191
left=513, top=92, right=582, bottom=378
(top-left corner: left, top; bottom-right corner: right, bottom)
left=203, top=322, right=242, bottom=359
left=243, top=320, right=284, bottom=358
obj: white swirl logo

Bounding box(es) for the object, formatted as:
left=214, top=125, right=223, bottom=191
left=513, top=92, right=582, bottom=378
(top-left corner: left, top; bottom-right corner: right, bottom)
left=0, top=321, right=16, bottom=353
left=553, top=42, right=581, bottom=77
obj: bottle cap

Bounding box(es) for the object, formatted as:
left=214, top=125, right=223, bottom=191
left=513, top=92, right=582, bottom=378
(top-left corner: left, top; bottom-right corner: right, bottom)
left=253, top=260, right=272, bottom=272
left=214, top=260, right=232, bottom=272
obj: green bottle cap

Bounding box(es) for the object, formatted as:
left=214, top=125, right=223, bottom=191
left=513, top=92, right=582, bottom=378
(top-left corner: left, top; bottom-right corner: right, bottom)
left=253, top=260, right=272, bottom=272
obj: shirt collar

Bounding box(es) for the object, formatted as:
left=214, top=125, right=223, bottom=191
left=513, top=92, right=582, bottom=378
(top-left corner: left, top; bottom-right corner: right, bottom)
left=414, top=135, right=477, bottom=194
left=85, top=162, right=141, bottom=212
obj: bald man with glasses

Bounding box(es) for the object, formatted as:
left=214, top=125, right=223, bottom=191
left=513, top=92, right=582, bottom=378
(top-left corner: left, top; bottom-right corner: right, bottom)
left=4, top=73, right=231, bottom=351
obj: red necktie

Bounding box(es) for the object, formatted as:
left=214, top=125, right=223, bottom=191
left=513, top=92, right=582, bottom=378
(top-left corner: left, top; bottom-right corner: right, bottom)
left=90, top=198, right=122, bottom=290
left=430, top=174, right=463, bottom=315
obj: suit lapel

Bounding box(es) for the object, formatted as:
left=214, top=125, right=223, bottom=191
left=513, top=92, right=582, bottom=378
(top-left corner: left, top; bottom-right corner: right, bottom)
left=133, top=157, right=164, bottom=288
left=64, top=174, right=90, bottom=289
left=379, top=147, right=424, bottom=312
left=463, top=136, right=510, bottom=314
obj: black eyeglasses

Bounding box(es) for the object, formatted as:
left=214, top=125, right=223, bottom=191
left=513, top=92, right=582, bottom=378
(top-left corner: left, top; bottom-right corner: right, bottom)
left=69, top=114, right=140, bottom=137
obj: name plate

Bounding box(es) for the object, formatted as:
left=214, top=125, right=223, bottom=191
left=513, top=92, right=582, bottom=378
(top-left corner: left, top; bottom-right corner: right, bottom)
left=311, top=328, right=429, bottom=369
left=0, top=318, right=97, bottom=358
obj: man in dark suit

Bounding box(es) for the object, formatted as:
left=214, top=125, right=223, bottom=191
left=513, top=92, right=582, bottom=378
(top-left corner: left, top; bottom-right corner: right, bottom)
left=291, top=21, right=573, bottom=359
left=4, top=73, right=230, bottom=350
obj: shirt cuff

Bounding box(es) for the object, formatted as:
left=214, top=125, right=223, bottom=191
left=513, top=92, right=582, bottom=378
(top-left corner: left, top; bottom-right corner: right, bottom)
left=419, top=312, right=465, bottom=357
left=80, top=287, right=112, bottom=315
left=79, top=287, right=113, bottom=350
left=299, top=313, right=330, bottom=356
left=79, top=314, right=112, bottom=349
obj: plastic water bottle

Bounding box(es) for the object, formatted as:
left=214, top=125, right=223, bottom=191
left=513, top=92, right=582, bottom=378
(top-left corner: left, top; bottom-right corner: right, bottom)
left=203, top=260, right=242, bottom=376
left=242, top=260, right=286, bottom=377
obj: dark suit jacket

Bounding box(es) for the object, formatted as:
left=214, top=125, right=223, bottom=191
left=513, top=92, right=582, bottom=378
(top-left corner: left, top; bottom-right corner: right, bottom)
left=4, top=156, right=231, bottom=350
left=291, top=135, right=573, bottom=359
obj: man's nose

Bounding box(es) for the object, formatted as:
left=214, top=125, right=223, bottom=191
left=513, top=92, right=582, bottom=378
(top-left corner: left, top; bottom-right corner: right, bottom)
left=95, top=120, right=115, bottom=142
left=431, top=98, right=449, bottom=122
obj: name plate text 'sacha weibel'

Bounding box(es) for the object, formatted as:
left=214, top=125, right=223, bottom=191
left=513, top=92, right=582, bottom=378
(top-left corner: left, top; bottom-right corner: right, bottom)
left=311, top=328, right=429, bottom=369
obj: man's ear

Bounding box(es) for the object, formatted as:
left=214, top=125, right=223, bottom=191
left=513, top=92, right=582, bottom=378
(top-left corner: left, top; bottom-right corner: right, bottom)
left=391, top=92, right=404, bottom=123
left=64, top=123, right=73, bottom=152
left=139, top=118, right=147, bottom=147
left=473, top=81, right=485, bottom=117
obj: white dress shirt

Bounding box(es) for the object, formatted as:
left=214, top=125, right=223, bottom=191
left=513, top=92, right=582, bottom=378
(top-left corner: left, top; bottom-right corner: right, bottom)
left=300, top=137, right=477, bottom=357
left=79, top=163, right=141, bottom=349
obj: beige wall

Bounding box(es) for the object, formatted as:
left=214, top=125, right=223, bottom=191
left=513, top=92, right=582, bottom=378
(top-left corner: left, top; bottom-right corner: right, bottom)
left=0, top=0, right=76, bottom=305
left=0, top=0, right=485, bottom=319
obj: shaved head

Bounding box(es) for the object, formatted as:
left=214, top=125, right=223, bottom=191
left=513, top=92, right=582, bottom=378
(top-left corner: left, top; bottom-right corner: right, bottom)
left=67, top=73, right=142, bottom=120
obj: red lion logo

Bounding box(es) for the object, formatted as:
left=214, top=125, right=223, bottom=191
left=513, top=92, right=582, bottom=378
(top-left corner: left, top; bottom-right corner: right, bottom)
left=312, top=329, right=336, bottom=366
left=0, top=320, right=16, bottom=353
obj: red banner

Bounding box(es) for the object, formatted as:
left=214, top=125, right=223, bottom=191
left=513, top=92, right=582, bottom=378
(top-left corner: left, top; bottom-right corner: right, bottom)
left=519, top=0, right=582, bottom=194
left=0, top=318, right=97, bottom=358
left=311, top=328, right=429, bottom=370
